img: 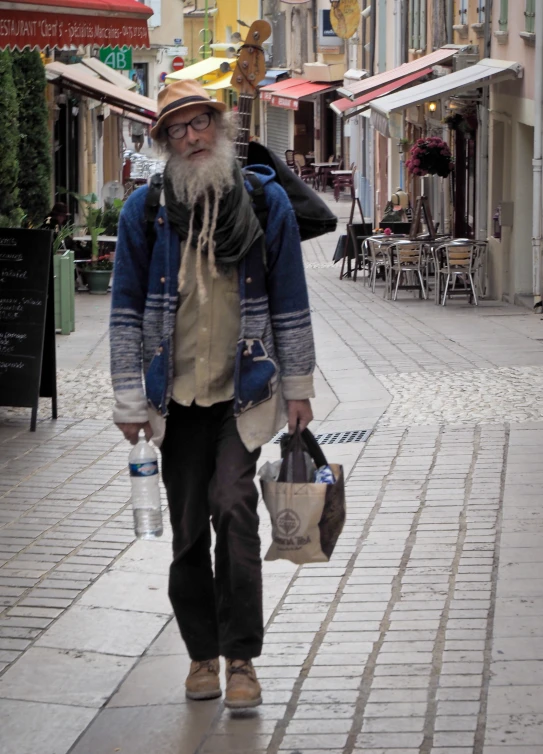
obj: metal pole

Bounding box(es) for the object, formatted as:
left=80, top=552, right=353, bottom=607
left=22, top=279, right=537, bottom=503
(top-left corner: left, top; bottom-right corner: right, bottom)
left=533, top=0, right=543, bottom=307
left=203, top=0, right=208, bottom=60
left=476, top=0, right=492, bottom=242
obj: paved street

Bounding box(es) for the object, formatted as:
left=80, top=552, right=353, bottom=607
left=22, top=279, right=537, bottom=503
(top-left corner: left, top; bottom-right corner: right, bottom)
left=1, top=193, right=543, bottom=754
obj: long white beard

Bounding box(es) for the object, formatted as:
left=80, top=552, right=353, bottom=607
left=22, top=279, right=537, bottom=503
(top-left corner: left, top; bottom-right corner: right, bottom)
left=167, top=132, right=236, bottom=207
left=166, top=133, right=237, bottom=302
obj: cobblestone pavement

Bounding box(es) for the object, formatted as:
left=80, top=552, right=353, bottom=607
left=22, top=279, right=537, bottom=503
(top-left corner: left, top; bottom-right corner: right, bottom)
left=1, top=193, right=543, bottom=754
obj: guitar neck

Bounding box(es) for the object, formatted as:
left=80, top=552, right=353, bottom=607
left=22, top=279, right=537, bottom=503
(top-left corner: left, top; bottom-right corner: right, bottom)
left=235, top=94, right=254, bottom=168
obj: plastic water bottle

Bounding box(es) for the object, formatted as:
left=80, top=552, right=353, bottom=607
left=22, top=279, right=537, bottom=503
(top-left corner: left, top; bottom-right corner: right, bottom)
left=129, top=431, right=163, bottom=539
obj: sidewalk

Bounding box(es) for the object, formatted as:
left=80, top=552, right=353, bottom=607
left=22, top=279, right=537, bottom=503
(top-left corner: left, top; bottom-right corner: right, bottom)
left=1, top=192, right=543, bottom=754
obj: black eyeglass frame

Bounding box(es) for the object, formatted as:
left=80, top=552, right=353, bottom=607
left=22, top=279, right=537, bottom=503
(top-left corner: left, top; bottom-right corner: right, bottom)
left=165, top=111, right=213, bottom=140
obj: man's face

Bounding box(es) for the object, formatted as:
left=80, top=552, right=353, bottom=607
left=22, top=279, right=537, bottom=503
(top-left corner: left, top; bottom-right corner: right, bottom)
left=164, top=104, right=218, bottom=163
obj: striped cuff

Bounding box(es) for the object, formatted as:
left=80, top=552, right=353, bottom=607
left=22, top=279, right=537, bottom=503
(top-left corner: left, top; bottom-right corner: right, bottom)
left=282, top=374, right=315, bottom=401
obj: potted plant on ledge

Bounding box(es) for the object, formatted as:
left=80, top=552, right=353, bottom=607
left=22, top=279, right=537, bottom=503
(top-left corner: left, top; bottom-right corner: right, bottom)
left=73, top=192, right=114, bottom=294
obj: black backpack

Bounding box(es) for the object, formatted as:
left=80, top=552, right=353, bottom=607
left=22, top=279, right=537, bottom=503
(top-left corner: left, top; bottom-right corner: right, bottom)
left=144, top=143, right=338, bottom=253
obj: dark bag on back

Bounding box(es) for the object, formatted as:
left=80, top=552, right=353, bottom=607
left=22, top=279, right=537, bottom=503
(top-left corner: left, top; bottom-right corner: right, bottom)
left=247, top=141, right=338, bottom=241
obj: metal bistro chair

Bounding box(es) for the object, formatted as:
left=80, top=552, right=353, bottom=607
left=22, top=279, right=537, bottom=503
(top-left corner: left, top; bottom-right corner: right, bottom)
left=438, top=240, right=479, bottom=306
left=365, top=237, right=390, bottom=294
left=389, top=240, right=427, bottom=301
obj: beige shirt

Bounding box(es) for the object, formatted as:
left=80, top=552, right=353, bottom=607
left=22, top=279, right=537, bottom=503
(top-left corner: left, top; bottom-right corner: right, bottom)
left=172, top=249, right=240, bottom=407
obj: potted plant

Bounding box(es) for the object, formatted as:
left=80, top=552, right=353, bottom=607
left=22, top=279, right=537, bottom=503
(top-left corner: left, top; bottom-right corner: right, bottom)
left=72, top=192, right=110, bottom=294
left=405, top=136, right=454, bottom=179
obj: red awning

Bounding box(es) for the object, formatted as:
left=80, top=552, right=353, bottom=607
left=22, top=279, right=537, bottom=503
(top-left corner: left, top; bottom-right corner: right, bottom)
left=0, top=0, right=152, bottom=51
left=331, top=68, right=433, bottom=117
left=260, top=77, right=307, bottom=101
left=342, top=47, right=460, bottom=99
left=261, top=79, right=336, bottom=111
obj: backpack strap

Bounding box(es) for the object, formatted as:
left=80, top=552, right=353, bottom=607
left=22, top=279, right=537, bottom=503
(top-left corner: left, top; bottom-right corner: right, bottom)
left=145, top=173, right=164, bottom=255
left=244, top=171, right=268, bottom=232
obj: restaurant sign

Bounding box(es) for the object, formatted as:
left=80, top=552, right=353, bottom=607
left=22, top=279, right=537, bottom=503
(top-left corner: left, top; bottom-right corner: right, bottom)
left=270, top=95, right=299, bottom=110
left=0, top=9, right=150, bottom=50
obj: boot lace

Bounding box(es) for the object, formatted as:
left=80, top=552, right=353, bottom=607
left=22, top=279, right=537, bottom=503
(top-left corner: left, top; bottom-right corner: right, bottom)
left=228, top=660, right=253, bottom=677
left=193, top=660, right=217, bottom=674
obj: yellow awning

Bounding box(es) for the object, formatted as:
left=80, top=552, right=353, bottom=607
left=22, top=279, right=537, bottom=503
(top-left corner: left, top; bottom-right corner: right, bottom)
left=165, top=57, right=231, bottom=84
left=203, top=73, right=232, bottom=91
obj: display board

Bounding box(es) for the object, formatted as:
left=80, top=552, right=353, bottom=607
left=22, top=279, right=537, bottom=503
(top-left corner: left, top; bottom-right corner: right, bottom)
left=0, top=229, right=57, bottom=431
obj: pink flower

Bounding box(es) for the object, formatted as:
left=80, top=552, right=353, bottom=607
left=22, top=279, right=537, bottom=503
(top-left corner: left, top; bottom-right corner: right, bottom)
left=412, top=159, right=421, bottom=166
left=384, top=227, right=392, bottom=236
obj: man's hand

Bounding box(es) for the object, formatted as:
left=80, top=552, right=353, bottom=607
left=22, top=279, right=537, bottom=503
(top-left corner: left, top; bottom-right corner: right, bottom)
left=287, top=399, right=313, bottom=434
left=116, top=421, right=152, bottom=445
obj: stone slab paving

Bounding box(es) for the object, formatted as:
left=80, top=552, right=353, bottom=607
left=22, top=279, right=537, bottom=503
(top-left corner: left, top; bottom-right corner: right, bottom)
left=1, top=191, right=543, bottom=753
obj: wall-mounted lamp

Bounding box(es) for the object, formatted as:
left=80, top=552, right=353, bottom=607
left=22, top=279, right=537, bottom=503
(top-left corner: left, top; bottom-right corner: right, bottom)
left=428, top=101, right=438, bottom=113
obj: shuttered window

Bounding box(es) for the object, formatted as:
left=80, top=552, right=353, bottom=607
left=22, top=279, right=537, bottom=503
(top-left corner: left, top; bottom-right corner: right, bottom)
left=499, top=0, right=508, bottom=31
left=525, top=0, right=536, bottom=33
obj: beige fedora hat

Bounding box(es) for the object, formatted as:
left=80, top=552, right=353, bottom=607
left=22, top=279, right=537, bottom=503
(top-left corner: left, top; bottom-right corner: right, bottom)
left=150, top=79, right=227, bottom=140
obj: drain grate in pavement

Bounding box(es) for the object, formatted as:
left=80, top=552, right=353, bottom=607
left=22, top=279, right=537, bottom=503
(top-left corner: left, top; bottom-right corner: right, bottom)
left=273, top=429, right=371, bottom=444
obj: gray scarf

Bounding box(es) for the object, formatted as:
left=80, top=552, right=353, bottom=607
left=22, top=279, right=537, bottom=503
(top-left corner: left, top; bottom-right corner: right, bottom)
left=164, top=162, right=263, bottom=266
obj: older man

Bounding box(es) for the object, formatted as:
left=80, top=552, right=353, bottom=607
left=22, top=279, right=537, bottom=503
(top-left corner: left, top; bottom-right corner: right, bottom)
left=110, top=80, right=315, bottom=709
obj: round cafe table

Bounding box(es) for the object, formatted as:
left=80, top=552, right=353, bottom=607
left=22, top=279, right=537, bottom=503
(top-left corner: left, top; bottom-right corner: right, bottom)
left=312, top=162, right=340, bottom=191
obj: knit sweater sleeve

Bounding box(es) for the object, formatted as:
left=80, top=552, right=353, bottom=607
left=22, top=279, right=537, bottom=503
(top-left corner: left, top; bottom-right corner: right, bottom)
left=264, top=183, right=315, bottom=401
left=109, top=190, right=151, bottom=424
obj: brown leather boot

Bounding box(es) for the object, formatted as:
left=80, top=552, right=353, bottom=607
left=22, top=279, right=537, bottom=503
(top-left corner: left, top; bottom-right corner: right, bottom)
left=185, top=658, right=221, bottom=700
left=224, top=659, right=262, bottom=709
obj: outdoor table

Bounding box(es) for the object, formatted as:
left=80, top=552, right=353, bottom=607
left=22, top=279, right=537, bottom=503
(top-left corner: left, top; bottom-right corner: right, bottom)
left=312, top=162, right=340, bottom=191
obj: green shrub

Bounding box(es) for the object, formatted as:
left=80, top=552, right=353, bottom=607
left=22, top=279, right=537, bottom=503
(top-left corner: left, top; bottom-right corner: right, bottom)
left=12, top=50, right=52, bottom=226
left=0, top=51, right=20, bottom=217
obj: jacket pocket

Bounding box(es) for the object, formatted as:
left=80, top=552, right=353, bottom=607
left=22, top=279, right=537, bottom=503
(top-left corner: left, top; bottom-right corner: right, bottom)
left=234, top=338, right=278, bottom=415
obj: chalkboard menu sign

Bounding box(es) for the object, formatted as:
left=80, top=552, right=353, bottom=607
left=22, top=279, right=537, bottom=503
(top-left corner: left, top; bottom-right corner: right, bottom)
left=0, top=229, right=57, bottom=430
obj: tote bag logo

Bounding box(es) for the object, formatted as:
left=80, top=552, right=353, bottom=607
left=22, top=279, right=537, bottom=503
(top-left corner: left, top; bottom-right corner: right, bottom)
left=276, top=509, right=301, bottom=537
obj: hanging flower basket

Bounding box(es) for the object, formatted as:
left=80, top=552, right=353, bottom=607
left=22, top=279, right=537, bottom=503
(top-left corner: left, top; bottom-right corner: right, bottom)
left=406, top=137, right=454, bottom=178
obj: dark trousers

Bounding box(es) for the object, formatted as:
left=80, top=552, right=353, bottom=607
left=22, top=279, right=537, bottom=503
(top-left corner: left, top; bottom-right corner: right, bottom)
left=161, top=400, right=263, bottom=661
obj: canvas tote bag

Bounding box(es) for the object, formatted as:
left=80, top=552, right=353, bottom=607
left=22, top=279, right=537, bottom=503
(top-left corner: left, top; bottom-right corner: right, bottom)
left=260, top=429, right=346, bottom=565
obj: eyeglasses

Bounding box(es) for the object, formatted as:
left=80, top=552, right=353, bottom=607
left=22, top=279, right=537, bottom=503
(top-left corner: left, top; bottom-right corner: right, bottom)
left=165, top=112, right=212, bottom=140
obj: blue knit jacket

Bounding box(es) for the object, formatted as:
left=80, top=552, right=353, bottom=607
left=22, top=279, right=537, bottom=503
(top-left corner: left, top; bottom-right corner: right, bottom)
left=110, top=165, right=316, bottom=426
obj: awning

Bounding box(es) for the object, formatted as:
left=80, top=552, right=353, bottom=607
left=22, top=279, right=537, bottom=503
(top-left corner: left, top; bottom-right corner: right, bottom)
left=81, top=57, right=137, bottom=90
left=110, top=105, right=154, bottom=125
left=203, top=73, right=232, bottom=91
left=370, top=58, right=523, bottom=137
left=0, top=0, right=152, bottom=50
left=340, top=46, right=463, bottom=100
left=260, top=78, right=335, bottom=110
left=331, top=68, right=433, bottom=118
left=165, top=58, right=231, bottom=84
left=45, top=61, right=156, bottom=119
left=260, top=77, right=307, bottom=100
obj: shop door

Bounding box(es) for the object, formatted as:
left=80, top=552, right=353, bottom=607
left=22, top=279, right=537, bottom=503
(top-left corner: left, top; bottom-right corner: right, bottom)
left=266, top=105, right=291, bottom=160
left=294, top=101, right=314, bottom=156
left=454, top=128, right=477, bottom=238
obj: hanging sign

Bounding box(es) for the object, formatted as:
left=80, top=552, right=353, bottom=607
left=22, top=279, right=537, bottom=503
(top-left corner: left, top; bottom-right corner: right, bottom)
left=100, top=46, right=133, bottom=70
left=330, top=0, right=361, bottom=39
